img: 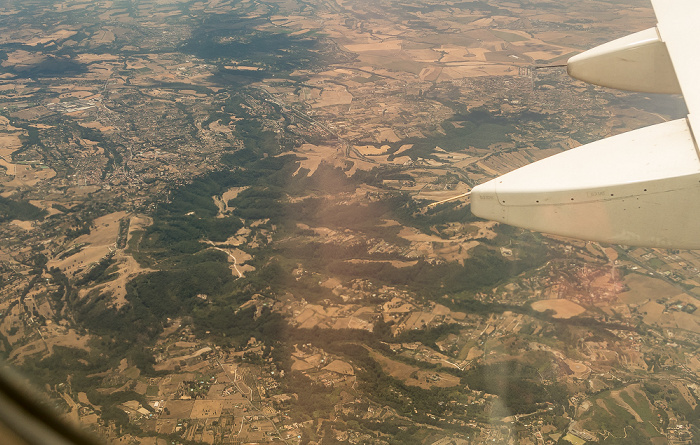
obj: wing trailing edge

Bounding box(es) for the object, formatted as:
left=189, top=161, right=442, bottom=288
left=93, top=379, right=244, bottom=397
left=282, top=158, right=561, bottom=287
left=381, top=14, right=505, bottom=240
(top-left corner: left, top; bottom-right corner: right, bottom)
left=471, top=0, right=700, bottom=248
left=471, top=119, right=700, bottom=249
left=567, top=27, right=680, bottom=94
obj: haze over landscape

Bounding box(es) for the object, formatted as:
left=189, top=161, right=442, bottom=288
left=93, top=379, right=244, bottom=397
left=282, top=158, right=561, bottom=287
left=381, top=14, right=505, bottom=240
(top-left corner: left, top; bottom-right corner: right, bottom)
left=0, top=0, right=697, bottom=444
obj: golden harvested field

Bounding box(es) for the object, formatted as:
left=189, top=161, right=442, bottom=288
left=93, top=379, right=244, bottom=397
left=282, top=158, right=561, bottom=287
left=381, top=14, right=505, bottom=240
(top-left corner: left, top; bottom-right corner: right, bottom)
left=343, top=40, right=403, bottom=53
left=639, top=300, right=665, bottom=326
left=190, top=400, right=223, bottom=419
left=311, top=85, right=353, bottom=108
left=617, top=273, right=681, bottom=304
left=161, top=400, right=195, bottom=419
left=97, top=249, right=155, bottom=308
left=46, top=213, right=156, bottom=307
left=48, top=211, right=128, bottom=276
left=2, top=49, right=45, bottom=67
left=674, top=311, right=700, bottom=334
left=10, top=220, right=33, bottom=230
left=3, top=163, right=56, bottom=188
left=10, top=327, right=90, bottom=363
left=291, top=357, right=315, bottom=372
left=531, top=299, right=586, bottom=319
left=355, top=145, right=387, bottom=156
left=286, top=143, right=378, bottom=177
left=346, top=259, right=417, bottom=268
left=323, top=359, right=354, bottom=375
left=0, top=134, right=23, bottom=157
left=212, top=186, right=248, bottom=217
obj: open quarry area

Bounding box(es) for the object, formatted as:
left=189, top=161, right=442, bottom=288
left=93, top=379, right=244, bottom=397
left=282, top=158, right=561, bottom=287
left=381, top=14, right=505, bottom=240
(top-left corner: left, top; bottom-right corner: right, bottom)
left=0, top=0, right=697, bottom=444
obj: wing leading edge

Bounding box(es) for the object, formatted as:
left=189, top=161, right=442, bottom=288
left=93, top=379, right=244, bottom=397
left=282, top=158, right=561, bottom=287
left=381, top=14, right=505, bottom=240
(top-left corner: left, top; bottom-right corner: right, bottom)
left=470, top=0, right=700, bottom=249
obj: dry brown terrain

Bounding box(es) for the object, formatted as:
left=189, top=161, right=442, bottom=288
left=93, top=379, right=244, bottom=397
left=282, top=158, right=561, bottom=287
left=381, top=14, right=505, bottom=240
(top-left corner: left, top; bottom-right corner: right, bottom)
left=48, top=211, right=127, bottom=275
left=370, top=349, right=460, bottom=389
left=617, top=273, right=681, bottom=304
left=531, top=299, right=586, bottom=319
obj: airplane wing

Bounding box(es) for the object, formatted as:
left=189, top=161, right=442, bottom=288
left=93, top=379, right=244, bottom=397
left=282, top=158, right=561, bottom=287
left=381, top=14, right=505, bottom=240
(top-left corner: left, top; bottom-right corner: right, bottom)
left=470, top=0, right=700, bottom=249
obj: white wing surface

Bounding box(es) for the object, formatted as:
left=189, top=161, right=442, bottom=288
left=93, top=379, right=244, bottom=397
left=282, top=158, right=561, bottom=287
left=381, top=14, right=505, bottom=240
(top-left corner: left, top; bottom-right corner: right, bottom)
left=651, top=0, right=700, bottom=131
left=470, top=0, right=700, bottom=249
